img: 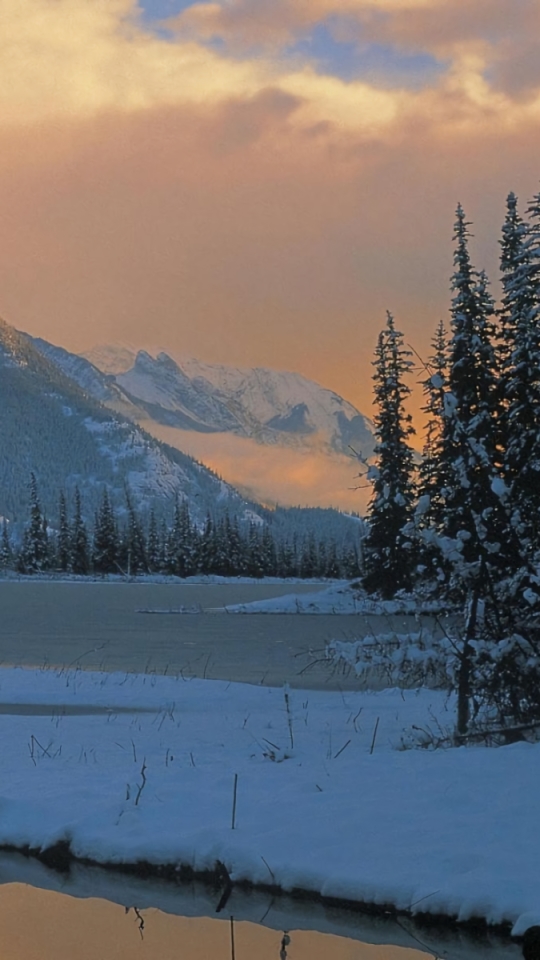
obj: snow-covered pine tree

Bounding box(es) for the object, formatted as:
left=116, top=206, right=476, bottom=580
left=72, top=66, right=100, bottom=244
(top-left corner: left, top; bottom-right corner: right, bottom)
left=19, top=474, right=49, bottom=573
left=248, top=522, right=269, bottom=578
left=122, top=489, right=147, bottom=575
left=198, top=512, right=216, bottom=575
left=498, top=190, right=540, bottom=553
left=223, top=511, right=243, bottom=576
left=71, top=487, right=89, bottom=575
left=0, top=518, right=12, bottom=571
left=56, top=492, right=71, bottom=573
left=439, top=208, right=504, bottom=579
left=363, top=312, right=416, bottom=598
left=92, top=488, right=117, bottom=574
left=324, top=539, right=342, bottom=579
left=300, top=533, right=318, bottom=579
left=260, top=524, right=277, bottom=577
left=167, top=499, right=196, bottom=577
left=146, top=509, right=160, bottom=573
left=417, top=320, right=449, bottom=529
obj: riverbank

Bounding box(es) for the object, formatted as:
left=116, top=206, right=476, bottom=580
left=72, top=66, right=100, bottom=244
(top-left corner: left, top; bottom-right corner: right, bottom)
left=0, top=666, right=537, bottom=940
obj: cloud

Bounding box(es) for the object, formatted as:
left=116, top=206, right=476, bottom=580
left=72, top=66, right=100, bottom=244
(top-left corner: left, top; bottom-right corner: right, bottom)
left=167, top=0, right=438, bottom=51
left=3, top=0, right=538, bottom=140
left=140, top=423, right=370, bottom=510
left=1, top=0, right=540, bottom=462
left=0, top=0, right=279, bottom=125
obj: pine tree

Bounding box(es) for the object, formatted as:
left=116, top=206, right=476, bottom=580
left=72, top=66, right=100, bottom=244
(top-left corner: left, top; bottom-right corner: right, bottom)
left=300, top=533, right=318, bottom=578
left=439, top=208, right=503, bottom=575
left=147, top=509, right=160, bottom=573
left=363, top=312, right=416, bottom=597
left=20, top=473, right=49, bottom=573
left=260, top=525, right=277, bottom=576
left=418, top=320, right=449, bottom=525
left=325, top=539, right=342, bottom=579
left=92, top=488, right=116, bottom=574
left=225, top=512, right=244, bottom=576
left=198, top=512, right=216, bottom=574
left=122, top=489, right=147, bottom=575
left=0, top=519, right=13, bottom=571
left=167, top=499, right=195, bottom=577
left=56, top=492, right=71, bottom=573
left=71, top=487, right=89, bottom=575
left=498, top=190, right=540, bottom=552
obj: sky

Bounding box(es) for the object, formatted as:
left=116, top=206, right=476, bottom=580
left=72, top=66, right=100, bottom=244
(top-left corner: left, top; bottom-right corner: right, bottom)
left=2, top=0, right=540, bottom=426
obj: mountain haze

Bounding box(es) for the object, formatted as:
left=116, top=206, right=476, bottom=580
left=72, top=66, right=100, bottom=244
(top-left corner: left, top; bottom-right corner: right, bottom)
left=82, top=346, right=375, bottom=460
left=28, top=339, right=374, bottom=510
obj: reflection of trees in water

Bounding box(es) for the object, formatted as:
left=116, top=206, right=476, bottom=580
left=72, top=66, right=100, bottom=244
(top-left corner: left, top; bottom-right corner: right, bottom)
left=280, top=931, right=291, bottom=959
left=124, top=906, right=145, bottom=939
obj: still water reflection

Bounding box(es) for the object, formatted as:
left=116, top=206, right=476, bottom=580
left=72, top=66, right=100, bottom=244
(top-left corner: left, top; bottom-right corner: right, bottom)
left=0, top=855, right=521, bottom=960
left=0, top=885, right=421, bottom=960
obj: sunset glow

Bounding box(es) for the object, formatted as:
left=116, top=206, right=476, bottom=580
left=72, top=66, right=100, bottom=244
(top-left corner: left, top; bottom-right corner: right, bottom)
left=2, top=0, right=539, bottom=420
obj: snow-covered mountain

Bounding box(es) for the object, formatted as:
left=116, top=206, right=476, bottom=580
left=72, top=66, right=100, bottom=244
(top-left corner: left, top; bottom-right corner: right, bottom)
left=27, top=339, right=374, bottom=510
left=1, top=321, right=261, bottom=526
left=81, top=345, right=375, bottom=459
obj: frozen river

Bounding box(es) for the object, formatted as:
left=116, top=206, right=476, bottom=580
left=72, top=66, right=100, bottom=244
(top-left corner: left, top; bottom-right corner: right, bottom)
left=0, top=581, right=427, bottom=689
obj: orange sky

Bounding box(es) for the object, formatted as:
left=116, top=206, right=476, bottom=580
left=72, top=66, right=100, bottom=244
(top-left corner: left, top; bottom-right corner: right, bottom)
left=1, top=0, right=540, bottom=421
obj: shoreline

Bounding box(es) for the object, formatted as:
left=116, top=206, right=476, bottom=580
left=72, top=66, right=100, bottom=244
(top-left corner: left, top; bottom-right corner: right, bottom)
left=1, top=840, right=522, bottom=950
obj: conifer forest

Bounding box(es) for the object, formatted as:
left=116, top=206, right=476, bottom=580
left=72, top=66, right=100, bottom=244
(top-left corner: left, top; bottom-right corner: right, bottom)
left=361, top=189, right=540, bottom=735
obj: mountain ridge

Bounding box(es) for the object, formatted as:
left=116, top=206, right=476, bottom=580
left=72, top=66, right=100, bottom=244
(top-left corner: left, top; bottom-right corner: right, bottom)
left=1, top=320, right=262, bottom=526
left=81, top=344, right=376, bottom=459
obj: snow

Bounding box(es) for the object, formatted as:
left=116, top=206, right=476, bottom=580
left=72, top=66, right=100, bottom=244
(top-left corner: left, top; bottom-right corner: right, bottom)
left=219, top=582, right=442, bottom=614
left=87, top=346, right=376, bottom=459
left=0, top=665, right=537, bottom=936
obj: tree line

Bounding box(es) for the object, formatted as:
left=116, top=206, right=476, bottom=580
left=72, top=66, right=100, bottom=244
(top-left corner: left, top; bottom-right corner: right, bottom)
left=362, top=188, right=540, bottom=734
left=0, top=475, right=361, bottom=580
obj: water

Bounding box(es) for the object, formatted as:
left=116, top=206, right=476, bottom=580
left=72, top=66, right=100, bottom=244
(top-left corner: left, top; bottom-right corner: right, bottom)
left=0, top=854, right=521, bottom=960
left=0, top=581, right=434, bottom=689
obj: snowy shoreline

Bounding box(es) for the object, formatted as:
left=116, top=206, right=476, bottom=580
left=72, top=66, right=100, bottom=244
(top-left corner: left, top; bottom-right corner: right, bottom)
left=0, top=666, right=537, bottom=941
left=0, top=839, right=521, bottom=944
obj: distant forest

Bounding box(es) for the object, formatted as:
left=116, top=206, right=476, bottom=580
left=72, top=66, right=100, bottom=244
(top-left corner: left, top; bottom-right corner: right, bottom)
left=0, top=475, right=362, bottom=580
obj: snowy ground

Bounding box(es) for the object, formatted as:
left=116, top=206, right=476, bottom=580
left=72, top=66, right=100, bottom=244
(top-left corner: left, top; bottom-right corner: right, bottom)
left=0, top=573, right=334, bottom=586
left=0, top=666, right=537, bottom=938
left=220, top=582, right=443, bottom=615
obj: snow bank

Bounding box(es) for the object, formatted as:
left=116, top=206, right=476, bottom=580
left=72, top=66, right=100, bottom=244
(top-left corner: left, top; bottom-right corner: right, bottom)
left=0, top=667, right=537, bottom=936
left=220, top=582, right=442, bottom=614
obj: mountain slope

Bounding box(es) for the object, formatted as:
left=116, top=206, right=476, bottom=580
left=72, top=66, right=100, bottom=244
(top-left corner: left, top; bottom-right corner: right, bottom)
left=1, top=320, right=259, bottom=525
left=31, top=339, right=374, bottom=510
left=80, top=346, right=376, bottom=459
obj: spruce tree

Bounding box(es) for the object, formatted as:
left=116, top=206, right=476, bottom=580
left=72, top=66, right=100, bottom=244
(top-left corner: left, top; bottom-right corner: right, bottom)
left=147, top=509, right=160, bottom=573
left=20, top=473, right=49, bottom=573
left=71, top=487, right=89, bottom=575
left=92, top=488, right=116, bottom=574
left=56, top=492, right=71, bottom=573
left=246, top=523, right=264, bottom=578
left=198, top=512, right=216, bottom=574
left=417, top=320, right=449, bottom=537
left=167, top=499, right=195, bottom=577
left=439, top=208, right=503, bottom=575
left=498, top=190, right=540, bottom=552
left=123, top=489, right=147, bottom=575
left=0, top=519, right=12, bottom=571
left=363, top=312, right=416, bottom=597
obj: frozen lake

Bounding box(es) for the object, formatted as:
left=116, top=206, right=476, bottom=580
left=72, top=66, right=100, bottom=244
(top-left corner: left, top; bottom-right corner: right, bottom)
left=0, top=581, right=428, bottom=689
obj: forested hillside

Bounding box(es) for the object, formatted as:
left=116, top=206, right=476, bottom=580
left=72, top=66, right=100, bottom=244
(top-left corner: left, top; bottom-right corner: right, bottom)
left=0, top=319, right=258, bottom=525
